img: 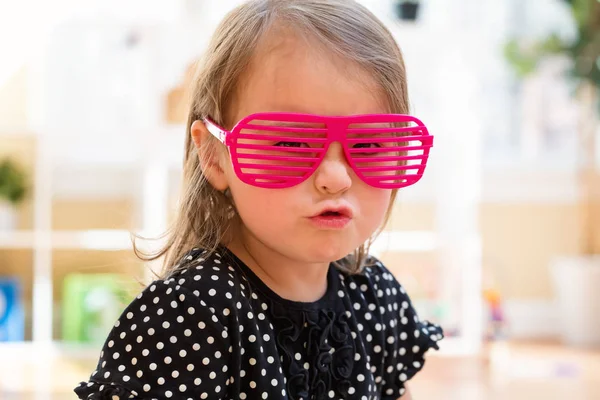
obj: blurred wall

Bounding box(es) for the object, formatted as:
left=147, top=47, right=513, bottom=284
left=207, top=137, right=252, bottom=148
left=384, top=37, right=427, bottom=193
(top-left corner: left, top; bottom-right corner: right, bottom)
left=0, top=67, right=28, bottom=127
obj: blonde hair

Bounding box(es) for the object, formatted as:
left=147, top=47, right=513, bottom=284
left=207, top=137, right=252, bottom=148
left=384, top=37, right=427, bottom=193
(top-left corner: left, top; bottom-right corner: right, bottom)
left=135, top=0, right=409, bottom=279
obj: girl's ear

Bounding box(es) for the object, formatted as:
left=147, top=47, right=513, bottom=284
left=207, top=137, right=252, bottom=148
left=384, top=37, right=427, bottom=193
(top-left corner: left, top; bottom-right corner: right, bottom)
left=190, top=120, right=229, bottom=191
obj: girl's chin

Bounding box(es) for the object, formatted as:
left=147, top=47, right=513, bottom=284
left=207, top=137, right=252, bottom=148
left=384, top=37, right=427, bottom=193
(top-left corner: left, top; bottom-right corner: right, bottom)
left=302, top=242, right=361, bottom=263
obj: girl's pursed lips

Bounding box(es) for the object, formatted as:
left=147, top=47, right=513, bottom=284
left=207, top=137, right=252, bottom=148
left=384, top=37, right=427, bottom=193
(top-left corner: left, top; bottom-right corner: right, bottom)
left=309, top=202, right=354, bottom=218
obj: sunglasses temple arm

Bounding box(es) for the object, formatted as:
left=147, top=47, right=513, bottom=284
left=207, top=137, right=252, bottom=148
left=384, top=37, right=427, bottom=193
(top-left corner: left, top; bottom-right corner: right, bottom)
left=203, top=118, right=228, bottom=144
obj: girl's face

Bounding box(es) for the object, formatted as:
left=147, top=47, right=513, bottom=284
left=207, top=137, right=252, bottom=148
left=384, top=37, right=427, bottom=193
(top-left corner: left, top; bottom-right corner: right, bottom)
left=209, top=31, right=392, bottom=264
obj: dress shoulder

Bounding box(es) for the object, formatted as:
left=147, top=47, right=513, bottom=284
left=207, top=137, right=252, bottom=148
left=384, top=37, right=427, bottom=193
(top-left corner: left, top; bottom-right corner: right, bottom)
left=74, top=249, right=236, bottom=399
left=358, top=255, right=445, bottom=399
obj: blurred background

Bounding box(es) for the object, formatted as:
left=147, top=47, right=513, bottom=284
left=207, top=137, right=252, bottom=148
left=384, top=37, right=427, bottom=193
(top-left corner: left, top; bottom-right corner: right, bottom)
left=0, top=0, right=599, bottom=399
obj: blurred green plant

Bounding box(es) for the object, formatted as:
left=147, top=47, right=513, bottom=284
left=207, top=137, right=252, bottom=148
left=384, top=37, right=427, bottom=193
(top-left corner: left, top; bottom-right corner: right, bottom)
left=504, top=0, right=600, bottom=92
left=0, top=158, right=28, bottom=205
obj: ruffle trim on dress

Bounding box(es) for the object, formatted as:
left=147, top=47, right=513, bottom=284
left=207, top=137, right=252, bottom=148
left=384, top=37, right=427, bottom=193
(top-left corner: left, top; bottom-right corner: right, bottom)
left=270, top=299, right=356, bottom=400
left=74, top=380, right=138, bottom=399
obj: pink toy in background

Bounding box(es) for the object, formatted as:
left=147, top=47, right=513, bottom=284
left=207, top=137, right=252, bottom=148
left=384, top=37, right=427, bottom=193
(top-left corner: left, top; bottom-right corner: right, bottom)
left=483, top=288, right=506, bottom=340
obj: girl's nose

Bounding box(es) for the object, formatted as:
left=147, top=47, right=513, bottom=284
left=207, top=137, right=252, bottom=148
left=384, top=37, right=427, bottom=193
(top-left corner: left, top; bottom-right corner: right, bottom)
left=313, top=142, right=352, bottom=195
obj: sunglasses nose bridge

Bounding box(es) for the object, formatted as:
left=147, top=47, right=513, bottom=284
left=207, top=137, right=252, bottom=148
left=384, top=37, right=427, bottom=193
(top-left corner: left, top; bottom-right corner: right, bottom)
left=320, top=122, right=351, bottom=166
left=326, top=121, right=348, bottom=143
left=324, top=122, right=350, bottom=158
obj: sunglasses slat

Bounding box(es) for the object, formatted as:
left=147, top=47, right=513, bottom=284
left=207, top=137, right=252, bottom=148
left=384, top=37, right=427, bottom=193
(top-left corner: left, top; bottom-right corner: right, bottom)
left=370, top=174, right=422, bottom=184
left=237, top=133, right=327, bottom=144
left=235, top=143, right=327, bottom=153
left=345, top=135, right=428, bottom=144
left=347, top=144, right=432, bottom=153
left=351, top=154, right=427, bottom=163
left=244, top=174, right=307, bottom=181
left=242, top=124, right=328, bottom=135
left=358, top=165, right=423, bottom=172
left=346, top=126, right=426, bottom=135
left=238, top=153, right=321, bottom=163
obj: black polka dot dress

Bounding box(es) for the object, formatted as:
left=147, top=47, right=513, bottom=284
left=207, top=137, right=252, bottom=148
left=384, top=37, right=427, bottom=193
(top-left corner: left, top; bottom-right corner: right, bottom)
left=74, top=247, right=444, bottom=399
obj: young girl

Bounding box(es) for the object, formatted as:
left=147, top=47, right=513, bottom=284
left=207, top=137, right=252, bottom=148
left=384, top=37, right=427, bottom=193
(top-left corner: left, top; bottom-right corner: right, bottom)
left=75, top=0, right=443, bottom=398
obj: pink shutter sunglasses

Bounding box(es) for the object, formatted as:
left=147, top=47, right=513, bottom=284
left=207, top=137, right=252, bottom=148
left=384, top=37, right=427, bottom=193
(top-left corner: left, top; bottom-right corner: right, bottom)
left=203, top=112, right=433, bottom=189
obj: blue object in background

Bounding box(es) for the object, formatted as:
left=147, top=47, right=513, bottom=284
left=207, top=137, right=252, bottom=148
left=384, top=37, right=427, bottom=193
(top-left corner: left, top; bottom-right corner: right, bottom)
left=0, top=277, right=25, bottom=342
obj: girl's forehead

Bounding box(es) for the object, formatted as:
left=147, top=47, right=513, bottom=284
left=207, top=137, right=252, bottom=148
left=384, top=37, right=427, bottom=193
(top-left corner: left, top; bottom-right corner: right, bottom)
left=230, top=30, right=387, bottom=122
